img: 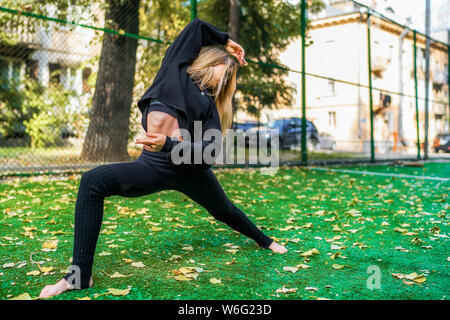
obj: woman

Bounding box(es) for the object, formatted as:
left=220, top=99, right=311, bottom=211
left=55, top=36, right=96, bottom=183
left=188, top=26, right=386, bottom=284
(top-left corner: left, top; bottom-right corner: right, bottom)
left=39, top=18, right=287, bottom=298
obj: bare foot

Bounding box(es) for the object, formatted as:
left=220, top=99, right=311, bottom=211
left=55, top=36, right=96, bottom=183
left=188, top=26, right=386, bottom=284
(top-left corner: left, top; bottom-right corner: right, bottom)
left=268, top=241, right=288, bottom=254
left=39, top=277, right=93, bottom=299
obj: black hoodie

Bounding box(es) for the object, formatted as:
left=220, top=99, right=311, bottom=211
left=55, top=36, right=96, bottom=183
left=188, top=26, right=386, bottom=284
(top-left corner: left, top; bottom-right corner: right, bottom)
left=137, top=18, right=230, bottom=173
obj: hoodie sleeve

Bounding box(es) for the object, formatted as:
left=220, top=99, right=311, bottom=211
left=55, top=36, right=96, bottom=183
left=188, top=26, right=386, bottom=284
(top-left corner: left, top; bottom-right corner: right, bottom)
left=160, top=134, right=221, bottom=170
left=161, top=18, right=229, bottom=67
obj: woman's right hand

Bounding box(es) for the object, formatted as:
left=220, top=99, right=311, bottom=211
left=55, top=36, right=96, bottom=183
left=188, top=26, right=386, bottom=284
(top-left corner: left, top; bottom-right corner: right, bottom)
left=225, top=39, right=248, bottom=66
left=135, top=133, right=168, bottom=152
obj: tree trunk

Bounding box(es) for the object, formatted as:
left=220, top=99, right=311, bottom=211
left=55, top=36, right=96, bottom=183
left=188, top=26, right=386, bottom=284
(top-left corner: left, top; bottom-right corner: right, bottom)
left=229, top=0, right=241, bottom=120
left=81, top=0, right=139, bottom=162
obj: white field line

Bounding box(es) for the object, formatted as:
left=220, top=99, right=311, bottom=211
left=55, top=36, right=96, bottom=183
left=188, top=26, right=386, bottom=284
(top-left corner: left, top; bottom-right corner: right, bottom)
left=307, top=167, right=450, bottom=182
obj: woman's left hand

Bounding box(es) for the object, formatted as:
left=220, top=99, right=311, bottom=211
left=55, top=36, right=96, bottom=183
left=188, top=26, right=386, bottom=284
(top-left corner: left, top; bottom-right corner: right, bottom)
left=224, top=39, right=248, bottom=66
left=135, top=132, right=167, bottom=152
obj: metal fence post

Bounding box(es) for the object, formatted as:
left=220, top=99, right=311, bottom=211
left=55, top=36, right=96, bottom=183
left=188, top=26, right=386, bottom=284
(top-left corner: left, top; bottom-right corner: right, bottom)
left=448, top=44, right=450, bottom=133
left=190, top=0, right=197, bottom=20
left=301, top=0, right=307, bottom=166
left=413, top=31, right=421, bottom=160
left=366, top=12, right=375, bottom=162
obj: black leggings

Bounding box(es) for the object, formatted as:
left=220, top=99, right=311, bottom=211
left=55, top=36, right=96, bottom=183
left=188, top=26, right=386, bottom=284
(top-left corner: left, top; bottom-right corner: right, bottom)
left=63, top=153, right=274, bottom=289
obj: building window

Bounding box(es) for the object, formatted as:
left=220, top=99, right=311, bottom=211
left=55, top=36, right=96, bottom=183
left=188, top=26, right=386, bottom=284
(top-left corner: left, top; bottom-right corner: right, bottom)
left=328, top=111, right=336, bottom=129
left=327, top=80, right=335, bottom=95
left=26, top=60, right=39, bottom=80
left=49, top=63, right=62, bottom=84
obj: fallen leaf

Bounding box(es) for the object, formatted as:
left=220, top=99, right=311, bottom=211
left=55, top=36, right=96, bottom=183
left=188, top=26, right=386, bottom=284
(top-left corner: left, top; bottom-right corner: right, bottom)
left=26, top=270, right=40, bottom=276
left=276, top=286, right=297, bottom=293
left=305, top=287, right=319, bottom=292
left=300, top=248, right=319, bottom=257
left=131, top=261, right=145, bottom=268
left=9, top=293, right=32, bottom=300
left=283, top=266, right=298, bottom=273
left=210, top=278, right=222, bottom=284
left=110, top=272, right=133, bottom=278
left=331, top=264, right=347, bottom=270
left=42, top=240, right=58, bottom=251
left=330, top=252, right=341, bottom=260
left=108, top=287, right=131, bottom=296
left=174, top=275, right=193, bottom=281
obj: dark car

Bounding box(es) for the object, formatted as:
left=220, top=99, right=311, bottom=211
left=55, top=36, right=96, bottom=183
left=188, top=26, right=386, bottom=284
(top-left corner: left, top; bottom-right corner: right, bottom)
left=231, top=121, right=260, bottom=133
left=433, top=133, right=450, bottom=153
left=245, top=117, right=320, bottom=150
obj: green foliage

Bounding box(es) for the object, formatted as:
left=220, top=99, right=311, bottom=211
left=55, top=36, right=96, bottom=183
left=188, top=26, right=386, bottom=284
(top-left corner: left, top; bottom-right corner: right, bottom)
left=199, top=0, right=325, bottom=119
left=0, top=73, right=77, bottom=148
left=23, top=81, right=75, bottom=148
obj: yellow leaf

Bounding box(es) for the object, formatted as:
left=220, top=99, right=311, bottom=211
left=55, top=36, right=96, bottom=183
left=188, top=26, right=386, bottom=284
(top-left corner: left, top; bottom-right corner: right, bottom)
left=331, top=264, right=347, bottom=270
left=26, top=270, right=40, bottom=276
left=300, top=248, right=319, bottom=257
left=151, top=226, right=162, bottom=232
left=330, top=252, right=341, bottom=260
left=185, top=273, right=198, bottom=280
left=110, top=272, right=133, bottom=278
left=131, top=261, right=145, bottom=268
left=296, top=263, right=310, bottom=269
left=305, top=287, right=319, bottom=292
left=283, top=266, right=298, bottom=273
left=179, top=267, right=195, bottom=274
left=41, top=240, right=58, bottom=251
left=210, top=278, right=222, bottom=284
left=276, top=286, right=297, bottom=293
left=174, top=275, right=192, bottom=281
left=332, top=225, right=342, bottom=232
left=108, top=287, right=131, bottom=296
left=402, top=279, right=415, bottom=285
left=413, top=276, right=427, bottom=283
left=394, top=227, right=408, bottom=234
left=75, top=296, right=91, bottom=300
left=9, top=292, right=32, bottom=300
left=38, top=266, right=55, bottom=273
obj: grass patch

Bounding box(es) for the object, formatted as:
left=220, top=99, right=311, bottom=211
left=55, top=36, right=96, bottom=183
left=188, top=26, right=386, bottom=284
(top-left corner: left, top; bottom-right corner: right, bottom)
left=0, top=162, right=448, bottom=300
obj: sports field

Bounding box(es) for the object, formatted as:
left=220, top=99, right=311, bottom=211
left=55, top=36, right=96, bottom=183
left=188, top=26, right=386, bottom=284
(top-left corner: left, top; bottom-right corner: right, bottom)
left=0, top=161, right=448, bottom=300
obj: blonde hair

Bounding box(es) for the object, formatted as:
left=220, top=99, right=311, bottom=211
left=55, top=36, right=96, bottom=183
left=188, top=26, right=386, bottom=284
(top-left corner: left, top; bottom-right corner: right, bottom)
left=187, top=46, right=239, bottom=137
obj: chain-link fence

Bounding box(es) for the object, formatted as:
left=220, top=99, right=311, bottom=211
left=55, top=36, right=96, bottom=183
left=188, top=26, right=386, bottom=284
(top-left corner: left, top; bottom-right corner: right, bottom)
left=0, top=0, right=449, bottom=176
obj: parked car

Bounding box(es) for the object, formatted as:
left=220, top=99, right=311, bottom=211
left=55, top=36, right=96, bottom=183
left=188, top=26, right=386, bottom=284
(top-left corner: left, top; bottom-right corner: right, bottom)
left=433, top=133, right=450, bottom=153
left=317, top=132, right=336, bottom=150
left=231, top=121, right=260, bottom=133
left=244, top=117, right=320, bottom=150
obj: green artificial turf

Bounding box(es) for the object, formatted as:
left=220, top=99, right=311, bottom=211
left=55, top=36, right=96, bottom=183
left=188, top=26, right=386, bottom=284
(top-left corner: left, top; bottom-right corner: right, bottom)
left=0, top=162, right=448, bottom=300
